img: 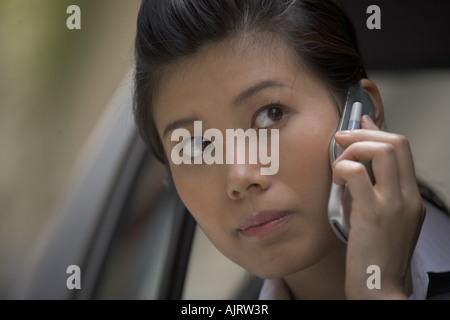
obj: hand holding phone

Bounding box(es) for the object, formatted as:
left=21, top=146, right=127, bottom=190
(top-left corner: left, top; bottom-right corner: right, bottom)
left=328, top=84, right=375, bottom=242
left=328, top=83, right=426, bottom=298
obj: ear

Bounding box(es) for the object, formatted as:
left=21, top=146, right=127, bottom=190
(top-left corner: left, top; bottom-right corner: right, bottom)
left=360, top=78, right=384, bottom=128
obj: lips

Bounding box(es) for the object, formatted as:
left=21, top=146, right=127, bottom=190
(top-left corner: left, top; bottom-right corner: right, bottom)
left=238, top=210, right=293, bottom=237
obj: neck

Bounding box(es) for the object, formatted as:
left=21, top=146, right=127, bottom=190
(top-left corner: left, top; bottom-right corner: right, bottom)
left=284, top=240, right=347, bottom=300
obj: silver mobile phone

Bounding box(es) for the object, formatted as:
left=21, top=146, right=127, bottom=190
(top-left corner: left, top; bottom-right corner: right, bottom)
left=328, top=84, right=375, bottom=243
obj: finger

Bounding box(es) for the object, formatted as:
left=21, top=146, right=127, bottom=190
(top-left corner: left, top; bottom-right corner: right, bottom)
left=334, top=130, right=417, bottom=190
left=334, top=129, right=396, bottom=148
left=332, top=159, right=375, bottom=202
left=332, top=115, right=379, bottom=148
left=361, top=115, right=380, bottom=130
left=334, top=141, right=402, bottom=199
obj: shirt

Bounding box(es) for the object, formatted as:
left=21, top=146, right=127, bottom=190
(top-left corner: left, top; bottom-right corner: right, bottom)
left=258, top=199, right=450, bottom=300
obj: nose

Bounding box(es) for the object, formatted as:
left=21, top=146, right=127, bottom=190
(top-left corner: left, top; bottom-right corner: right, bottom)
left=226, top=163, right=272, bottom=200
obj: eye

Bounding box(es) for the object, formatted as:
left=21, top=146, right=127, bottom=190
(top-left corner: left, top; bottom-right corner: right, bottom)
left=253, top=103, right=286, bottom=129
left=181, top=136, right=212, bottom=159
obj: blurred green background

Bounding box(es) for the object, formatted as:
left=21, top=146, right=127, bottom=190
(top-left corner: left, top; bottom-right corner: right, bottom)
left=0, top=0, right=141, bottom=298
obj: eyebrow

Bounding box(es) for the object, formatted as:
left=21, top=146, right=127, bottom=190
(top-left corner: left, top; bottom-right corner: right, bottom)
left=232, top=79, right=285, bottom=107
left=162, top=117, right=198, bottom=138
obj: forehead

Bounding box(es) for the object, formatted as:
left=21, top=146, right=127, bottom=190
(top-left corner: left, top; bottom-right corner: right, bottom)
left=152, top=34, right=304, bottom=130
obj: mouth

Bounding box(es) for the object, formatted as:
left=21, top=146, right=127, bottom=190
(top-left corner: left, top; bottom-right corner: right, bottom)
left=238, top=210, right=294, bottom=237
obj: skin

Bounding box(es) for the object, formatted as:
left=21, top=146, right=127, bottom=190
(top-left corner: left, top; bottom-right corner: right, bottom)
left=152, top=35, right=425, bottom=299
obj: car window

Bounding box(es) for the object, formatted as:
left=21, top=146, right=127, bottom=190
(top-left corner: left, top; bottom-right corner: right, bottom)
left=93, top=154, right=180, bottom=299
left=92, top=150, right=260, bottom=299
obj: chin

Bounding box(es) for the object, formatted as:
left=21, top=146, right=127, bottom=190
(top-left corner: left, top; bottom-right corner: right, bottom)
left=246, top=231, right=340, bottom=279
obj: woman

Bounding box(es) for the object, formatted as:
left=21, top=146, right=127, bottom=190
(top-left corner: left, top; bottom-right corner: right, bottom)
left=133, top=0, right=450, bottom=299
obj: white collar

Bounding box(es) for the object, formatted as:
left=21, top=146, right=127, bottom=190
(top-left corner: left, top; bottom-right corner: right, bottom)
left=409, top=199, right=450, bottom=299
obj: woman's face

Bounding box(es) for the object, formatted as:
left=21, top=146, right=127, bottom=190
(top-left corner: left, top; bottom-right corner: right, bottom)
left=153, top=36, right=342, bottom=278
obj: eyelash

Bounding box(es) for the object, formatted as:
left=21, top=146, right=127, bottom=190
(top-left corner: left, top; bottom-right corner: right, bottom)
left=251, top=102, right=288, bottom=129
left=179, top=102, right=288, bottom=161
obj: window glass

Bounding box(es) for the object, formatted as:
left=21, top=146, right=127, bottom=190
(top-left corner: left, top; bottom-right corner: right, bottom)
left=94, top=153, right=259, bottom=299
left=94, top=156, right=178, bottom=299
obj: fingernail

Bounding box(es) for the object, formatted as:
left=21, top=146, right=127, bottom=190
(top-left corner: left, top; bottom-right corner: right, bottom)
left=335, top=130, right=351, bottom=136
left=362, top=115, right=374, bottom=123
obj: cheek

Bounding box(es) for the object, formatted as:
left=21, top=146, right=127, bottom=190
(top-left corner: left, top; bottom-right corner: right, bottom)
left=169, top=167, right=242, bottom=263
left=279, top=117, right=336, bottom=204
left=169, top=166, right=209, bottom=214
left=169, top=165, right=224, bottom=231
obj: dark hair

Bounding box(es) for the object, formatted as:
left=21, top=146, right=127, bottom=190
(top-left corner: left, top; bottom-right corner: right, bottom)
left=133, top=0, right=366, bottom=163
